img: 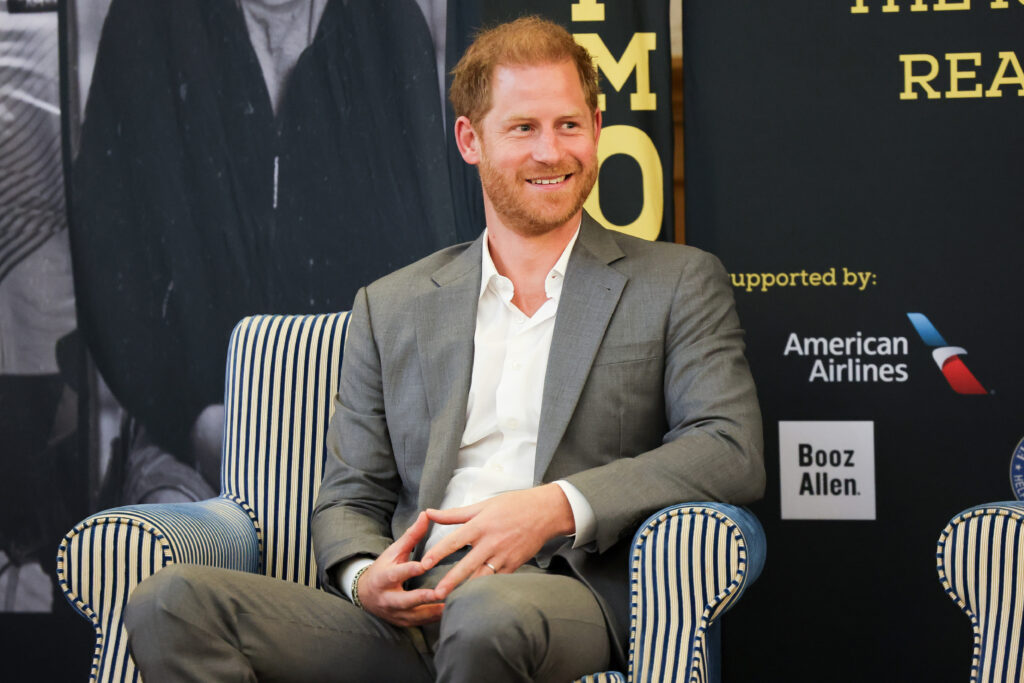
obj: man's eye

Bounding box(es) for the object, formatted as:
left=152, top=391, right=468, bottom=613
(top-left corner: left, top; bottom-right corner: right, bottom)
left=515, top=124, right=531, bottom=132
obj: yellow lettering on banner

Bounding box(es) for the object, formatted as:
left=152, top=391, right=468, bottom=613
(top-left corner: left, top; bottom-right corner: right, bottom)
left=571, top=0, right=605, bottom=22
left=849, top=0, right=902, bottom=12
left=986, top=51, right=1024, bottom=96
left=899, top=51, right=1024, bottom=100
left=584, top=125, right=663, bottom=241
left=573, top=33, right=657, bottom=111
left=850, top=0, right=1024, bottom=11
left=899, top=54, right=942, bottom=99
left=946, top=53, right=984, bottom=97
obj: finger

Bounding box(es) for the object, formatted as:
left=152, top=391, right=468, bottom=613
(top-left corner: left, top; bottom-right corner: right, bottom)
left=433, top=549, right=492, bottom=598
left=467, top=564, right=493, bottom=582
left=420, top=526, right=476, bottom=570
left=392, top=602, right=445, bottom=627
left=386, top=587, right=444, bottom=611
left=387, top=511, right=430, bottom=562
left=493, top=556, right=526, bottom=575
left=425, top=502, right=481, bottom=526
left=383, top=560, right=427, bottom=587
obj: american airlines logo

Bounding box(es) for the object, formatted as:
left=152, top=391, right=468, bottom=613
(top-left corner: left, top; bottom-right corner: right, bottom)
left=906, top=313, right=988, bottom=395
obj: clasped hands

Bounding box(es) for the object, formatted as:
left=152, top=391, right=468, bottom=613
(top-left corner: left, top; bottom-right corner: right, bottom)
left=354, top=483, right=575, bottom=627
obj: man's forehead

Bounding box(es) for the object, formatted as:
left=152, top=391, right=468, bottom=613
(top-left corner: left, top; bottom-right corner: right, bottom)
left=488, top=61, right=588, bottom=106
left=491, top=59, right=576, bottom=81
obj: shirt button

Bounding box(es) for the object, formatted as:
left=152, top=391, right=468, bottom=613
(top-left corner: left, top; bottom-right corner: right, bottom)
left=506, top=419, right=519, bottom=429
left=511, top=361, right=522, bottom=370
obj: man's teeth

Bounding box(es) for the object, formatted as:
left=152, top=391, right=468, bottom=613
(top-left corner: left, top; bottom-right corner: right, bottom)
left=528, top=175, right=566, bottom=185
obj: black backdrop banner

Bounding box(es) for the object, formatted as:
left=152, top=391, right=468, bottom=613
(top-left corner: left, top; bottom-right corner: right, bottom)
left=2, top=1, right=676, bottom=679
left=684, top=1, right=1023, bottom=681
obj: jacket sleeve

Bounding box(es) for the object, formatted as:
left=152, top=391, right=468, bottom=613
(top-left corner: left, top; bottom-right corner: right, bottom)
left=311, top=287, right=398, bottom=590
left=563, top=250, right=765, bottom=552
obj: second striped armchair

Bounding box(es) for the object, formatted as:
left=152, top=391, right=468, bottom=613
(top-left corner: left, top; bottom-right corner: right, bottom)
left=937, top=502, right=1024, bottom=682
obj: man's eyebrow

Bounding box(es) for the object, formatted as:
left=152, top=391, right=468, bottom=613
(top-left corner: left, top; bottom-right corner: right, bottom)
left=500, top=111, right=588, bottom=123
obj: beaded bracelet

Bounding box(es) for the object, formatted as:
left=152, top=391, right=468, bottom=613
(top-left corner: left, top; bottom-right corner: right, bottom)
left=351, top=565, right=370, bottom=610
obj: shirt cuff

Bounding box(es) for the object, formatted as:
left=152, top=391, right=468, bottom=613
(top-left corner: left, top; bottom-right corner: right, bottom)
left=337, top=557, right=375, bottom=601
left=554, top=479, right=596, bottom=549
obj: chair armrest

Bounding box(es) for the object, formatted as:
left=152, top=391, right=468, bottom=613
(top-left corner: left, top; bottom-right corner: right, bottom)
left=56, top=496, right=261, bottom=683
left=937, top=502, right=1024, bottom=683
left=575, top=503, right=766, bottom=683
left=575, top=673, right=627, bottom=682
left=629, top=502, right=766, bottom=683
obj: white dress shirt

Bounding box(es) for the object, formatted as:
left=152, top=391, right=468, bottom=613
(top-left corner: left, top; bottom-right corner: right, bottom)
left=423, top=225, right=595, bottom=551
left=340, top=226, right=596, bottom=597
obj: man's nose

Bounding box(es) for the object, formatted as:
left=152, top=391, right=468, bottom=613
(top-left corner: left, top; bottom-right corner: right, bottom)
left=532, top=129, right=562, bottom=164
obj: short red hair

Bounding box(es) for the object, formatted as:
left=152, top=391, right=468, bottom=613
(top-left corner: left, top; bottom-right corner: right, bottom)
left=449, top=16, right=601, bottom=123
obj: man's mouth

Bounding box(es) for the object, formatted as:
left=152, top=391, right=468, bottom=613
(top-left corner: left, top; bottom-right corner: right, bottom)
left=527, top=174, right=571, bottom=185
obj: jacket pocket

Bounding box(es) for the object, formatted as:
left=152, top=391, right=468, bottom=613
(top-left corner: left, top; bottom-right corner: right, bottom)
left=591, top=339, right=662, bottom=367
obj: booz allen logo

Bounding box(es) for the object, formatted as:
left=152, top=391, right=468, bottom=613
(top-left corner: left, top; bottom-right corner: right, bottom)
left=906, top=313, right=987, bottom=395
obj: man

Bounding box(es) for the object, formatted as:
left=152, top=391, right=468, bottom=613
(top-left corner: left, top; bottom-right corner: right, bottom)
left=125, top=16, right=764, bottom=683
left=71, top=0, right=463, bottom=501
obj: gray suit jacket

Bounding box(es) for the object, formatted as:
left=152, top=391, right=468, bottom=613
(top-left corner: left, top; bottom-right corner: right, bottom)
left=312, top=215, right=764, bottom=665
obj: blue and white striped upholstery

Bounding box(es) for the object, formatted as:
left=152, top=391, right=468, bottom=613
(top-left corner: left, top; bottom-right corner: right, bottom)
left=219, top=313, right=348, bottom=586
left=937, top=502, right=1024, bottom=683
left=58, top=311, right=765, bottom=683
left=576, top=503, right=766, bottom=683
left=56, top=313, right=348, bottom=683
left=576, top=672, right=628, bottom=683
left=56, top=498, right=261, bottom=683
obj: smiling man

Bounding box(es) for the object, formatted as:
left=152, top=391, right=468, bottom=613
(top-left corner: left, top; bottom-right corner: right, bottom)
left=124, top=16, right=764, bottom=683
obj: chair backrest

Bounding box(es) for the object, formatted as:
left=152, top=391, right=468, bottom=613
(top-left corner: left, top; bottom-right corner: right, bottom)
left=938, top=503, right=1024, bottom=683
left=220, top=312, right=349, bottom=587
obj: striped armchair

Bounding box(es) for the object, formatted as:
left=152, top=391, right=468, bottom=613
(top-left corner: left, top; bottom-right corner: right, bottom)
left=57, top=312, right=766, bottom=683
left=937, top=502, right=1024, bottom=683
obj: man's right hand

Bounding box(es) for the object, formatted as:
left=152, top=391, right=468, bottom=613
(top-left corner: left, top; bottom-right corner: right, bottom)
left=354, top=511, right=444, bottom=627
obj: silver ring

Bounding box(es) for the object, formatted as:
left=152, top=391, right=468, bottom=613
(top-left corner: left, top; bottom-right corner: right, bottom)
left=485, top=562, right=498, bottom=573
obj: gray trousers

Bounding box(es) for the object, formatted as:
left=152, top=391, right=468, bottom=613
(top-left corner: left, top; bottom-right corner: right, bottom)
left=124, top=561, right=610, bottom=683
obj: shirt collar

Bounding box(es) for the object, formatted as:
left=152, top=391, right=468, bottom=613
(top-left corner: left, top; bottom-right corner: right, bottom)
left=479, top=221, right=582, bottom=301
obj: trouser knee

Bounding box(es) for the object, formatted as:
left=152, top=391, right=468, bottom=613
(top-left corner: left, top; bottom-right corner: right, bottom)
left=435, top=577, right=542, bottom=675
left=125, top=564, right=224, bottom=653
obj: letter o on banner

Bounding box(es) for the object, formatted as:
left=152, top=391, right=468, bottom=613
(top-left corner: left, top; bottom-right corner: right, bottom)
left=584, top=125, right=663, bottom=241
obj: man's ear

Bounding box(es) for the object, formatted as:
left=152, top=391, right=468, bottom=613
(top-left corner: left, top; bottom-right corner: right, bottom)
left=454, top=115, right=481, bottom=165
left=593, top=107, right=602, bottom=146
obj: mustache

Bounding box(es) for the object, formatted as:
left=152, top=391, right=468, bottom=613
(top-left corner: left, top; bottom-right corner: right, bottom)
left=518, top=161, right=582, bottom=180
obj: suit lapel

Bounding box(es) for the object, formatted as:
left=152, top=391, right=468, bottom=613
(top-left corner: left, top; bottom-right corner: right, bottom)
left=415, top=238, right=483, bottom=511
left=535, top=216, right=627, bottom=482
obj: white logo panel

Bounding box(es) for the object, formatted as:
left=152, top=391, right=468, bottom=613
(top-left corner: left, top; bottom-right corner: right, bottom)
left=779, top=421, right=876, bottom=520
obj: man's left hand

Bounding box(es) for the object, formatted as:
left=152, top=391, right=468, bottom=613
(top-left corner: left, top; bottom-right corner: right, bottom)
left=421, top=483, right=575, bottom=598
